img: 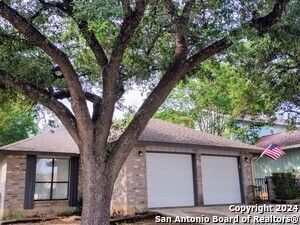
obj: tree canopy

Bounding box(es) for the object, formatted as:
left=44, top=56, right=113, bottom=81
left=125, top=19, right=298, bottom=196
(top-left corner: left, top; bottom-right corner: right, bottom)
left=225, top=0, right=300, bottom=116
left=156, top=0, right=300, bottom=142
left=154, top=59, right=265, bottom=143
left=0, top=0, right=292, bottom=224
left=0, top=88, right=38, bottom=146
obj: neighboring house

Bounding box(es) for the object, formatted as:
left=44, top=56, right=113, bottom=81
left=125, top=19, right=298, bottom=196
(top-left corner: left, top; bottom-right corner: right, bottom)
left=240, top=115, right=290, bottom=138
left=0, top=119, right=262, bottom=218
left=254, top=129, right=300, bottom=179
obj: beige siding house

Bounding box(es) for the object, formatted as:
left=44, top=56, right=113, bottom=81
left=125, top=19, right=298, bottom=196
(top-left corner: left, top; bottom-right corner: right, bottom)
left=254, top=129, right=300, bottom=178
left=0, top=119, right=262, bottom=218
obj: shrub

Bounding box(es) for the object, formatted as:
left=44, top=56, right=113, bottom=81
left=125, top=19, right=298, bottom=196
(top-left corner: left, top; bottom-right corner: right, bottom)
left=272, top=173, right=300, bottom=200
left=3, top=208, right=26, bottom=221
left=56, top=210, right=77, bottom=217
left=56, top=197, right=82, bottom=217
left=74, top=197, right=82, bottom=216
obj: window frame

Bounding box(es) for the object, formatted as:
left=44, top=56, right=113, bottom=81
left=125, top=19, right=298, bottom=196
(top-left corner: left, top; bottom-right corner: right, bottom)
left=34, top=157, right=70, bottom=201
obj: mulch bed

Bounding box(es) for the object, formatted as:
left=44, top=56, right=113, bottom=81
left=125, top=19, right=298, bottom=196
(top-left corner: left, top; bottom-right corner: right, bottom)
left=2, top=212, right=167, bottom=225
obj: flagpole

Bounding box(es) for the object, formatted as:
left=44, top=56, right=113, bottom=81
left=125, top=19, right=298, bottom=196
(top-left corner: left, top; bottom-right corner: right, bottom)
left=251, top=147, right=268, bottom=168
left=251, top=156, right=262, bottom=168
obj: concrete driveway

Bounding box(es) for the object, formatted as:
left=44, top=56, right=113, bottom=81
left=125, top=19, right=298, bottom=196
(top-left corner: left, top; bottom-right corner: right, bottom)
left=153, top=205, right=300, bottom=224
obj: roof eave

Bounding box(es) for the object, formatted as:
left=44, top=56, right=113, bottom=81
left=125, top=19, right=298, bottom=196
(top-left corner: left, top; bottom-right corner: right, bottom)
left=137, top=140, right=263, bottom=153
left=0, top=149, right=79, bottom=157
left=282, top=144, right=300, bottom=150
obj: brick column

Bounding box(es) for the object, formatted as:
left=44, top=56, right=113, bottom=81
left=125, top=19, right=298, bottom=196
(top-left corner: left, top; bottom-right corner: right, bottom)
left=195, top=153, right=203, bottom=205
left=241, top=153, right=255, bottom=204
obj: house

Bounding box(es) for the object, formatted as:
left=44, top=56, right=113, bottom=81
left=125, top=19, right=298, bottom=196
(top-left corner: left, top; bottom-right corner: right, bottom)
left=254, top=129, right=300, bottom=179
left=0, top=119, right=262, bottom=218
left=240, top=115, right=291, bottom=137
left=231, top=115, right=292, bottom=144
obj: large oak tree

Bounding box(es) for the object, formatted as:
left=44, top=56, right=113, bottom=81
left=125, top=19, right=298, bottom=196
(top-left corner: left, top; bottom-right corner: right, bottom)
left=0, top=0, right=291, bottom=224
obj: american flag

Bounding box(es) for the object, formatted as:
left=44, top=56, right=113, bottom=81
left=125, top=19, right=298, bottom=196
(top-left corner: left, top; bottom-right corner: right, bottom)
left=260, top=143, right=285, bottom=160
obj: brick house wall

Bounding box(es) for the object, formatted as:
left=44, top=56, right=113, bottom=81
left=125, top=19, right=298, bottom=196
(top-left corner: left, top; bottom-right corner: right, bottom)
left=111, top=146, right=147, bottom=214
left=3, top=154, right=74, bottom=216
left=110, top=145, right=256, bottom=213
left=195, top=153, right=204, bottom=205
left=4, top=155, right=26, bottom=210
left=1, top=149, right=148, bottom=216
left=241, top=152, right=256, bottom=204
left=2, top=146, right=256, bottom=216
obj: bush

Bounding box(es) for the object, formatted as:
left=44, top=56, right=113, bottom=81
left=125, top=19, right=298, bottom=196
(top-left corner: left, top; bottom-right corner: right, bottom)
left=272, top=173, right=300, bottom=200
left=56, top=210, right=77, bottom=217
left=74, top=197, right=82, bottom=216
left=56, top=197, right=82, bottom=217
left=3, top=208, right=26, bottom=221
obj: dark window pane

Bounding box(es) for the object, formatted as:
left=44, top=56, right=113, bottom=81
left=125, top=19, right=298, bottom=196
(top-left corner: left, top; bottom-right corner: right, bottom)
left=36, top=159, right=53, bottom=182
left=34, top=183, right=51, bottom=200
left=52, top=183, right=68, bottom=199
left=53, top=159, right=69, bottom=182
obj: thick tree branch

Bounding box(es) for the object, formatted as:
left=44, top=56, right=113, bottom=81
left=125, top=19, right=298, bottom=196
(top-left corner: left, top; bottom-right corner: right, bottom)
left=164, top=0, right=190, bottom=68
left=183, top=38, right=231, bottom=72
left=122, top=0, right=133, bottom=16
left=77, top=21, right=109, bottom=68
left=0, top=69, right=80, bottom=143
left=50, top=0, right=109, bottom=69
left=0, top=2, right=92, bottom=136
left=251, top=0, right=290, bottom=34
left=53, top=89, right=103, bottom=123
left=181, top=0, right=194, bottom=24
left=109, top=0, right=147, bottom=69
left=94, top=0, right=147, bottom=146
left=53, top=89, right=102, bottom=104
left=108, top=0, right=291, bottom=174
left=164, top=0, right=179, bottom=21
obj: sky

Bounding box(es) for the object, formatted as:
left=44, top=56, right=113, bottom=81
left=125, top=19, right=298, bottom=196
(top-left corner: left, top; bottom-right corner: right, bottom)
left=102, top=87, right=145, bottom=119
left=67, top=87, right=145, bottom=119
left=38, top=86, right=146, bottom=131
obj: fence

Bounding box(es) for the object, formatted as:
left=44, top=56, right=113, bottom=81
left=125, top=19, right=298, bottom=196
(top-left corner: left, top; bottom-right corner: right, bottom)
left=254, top=178, right=269, bottom=201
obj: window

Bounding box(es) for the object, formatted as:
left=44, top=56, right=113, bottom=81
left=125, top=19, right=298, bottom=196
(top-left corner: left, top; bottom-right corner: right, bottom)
left=34, top=158, right=70, bottom=200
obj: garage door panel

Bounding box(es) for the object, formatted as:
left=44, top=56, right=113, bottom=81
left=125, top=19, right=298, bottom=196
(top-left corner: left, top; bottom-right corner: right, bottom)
left=201, top=156, right=242, bottom=205
left=146, top=153, right=194, bottom=208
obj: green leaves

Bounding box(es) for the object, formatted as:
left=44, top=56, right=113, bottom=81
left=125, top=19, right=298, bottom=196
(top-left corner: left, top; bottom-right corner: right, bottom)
left=155, top=56, right=275, bottom=142
left=72, top=1, right=124, bottom=22
left=0, top=89, right=38, bottom=147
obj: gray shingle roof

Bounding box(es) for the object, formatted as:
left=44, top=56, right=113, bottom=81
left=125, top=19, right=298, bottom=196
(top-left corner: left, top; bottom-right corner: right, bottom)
left=0, top=129, right=79, bottom=155
left=139, top=119, right=262, bottom=152
left=255, top=129, right=300, bottom=149
left=0, top=118, right=262, bottom=155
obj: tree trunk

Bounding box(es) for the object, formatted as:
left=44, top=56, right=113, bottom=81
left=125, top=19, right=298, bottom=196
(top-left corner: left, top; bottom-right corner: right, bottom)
left=80, top=146, right=117, bottom=225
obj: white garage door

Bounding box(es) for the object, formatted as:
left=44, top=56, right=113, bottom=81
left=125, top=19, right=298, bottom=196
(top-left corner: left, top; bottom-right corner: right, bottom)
left=146, top=153, right=194, bottom=208
left=201, top=155, right=242, bottom=205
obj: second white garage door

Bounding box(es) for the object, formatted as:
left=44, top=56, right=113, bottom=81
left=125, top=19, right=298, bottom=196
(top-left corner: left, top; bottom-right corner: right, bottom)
left=201, top=155, right=242, bottom=205
left=146, top=153, right=194, bottom=208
